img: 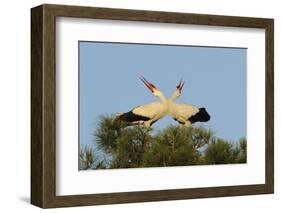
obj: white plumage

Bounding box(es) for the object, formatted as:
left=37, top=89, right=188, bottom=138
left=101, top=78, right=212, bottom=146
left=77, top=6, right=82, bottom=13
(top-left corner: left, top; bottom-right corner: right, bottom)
left=169, top=102, right=200, bottom=126
left=118, top=78, right=210, bottom=128
left=132, top=102, right=168, bottom=121
left=168, top=80, right=210, bottom=127
left=118, top=77, right=168, bottom=127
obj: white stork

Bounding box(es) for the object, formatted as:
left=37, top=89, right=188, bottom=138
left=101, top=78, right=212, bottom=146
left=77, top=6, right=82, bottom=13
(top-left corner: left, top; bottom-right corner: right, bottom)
left=117, top=77, right=169, bottom=128
left=168, top=79, right=211, bottom=127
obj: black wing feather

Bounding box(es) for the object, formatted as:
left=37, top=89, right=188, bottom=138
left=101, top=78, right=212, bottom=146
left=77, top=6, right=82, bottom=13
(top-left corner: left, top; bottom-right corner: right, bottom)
left=188, top=108, right=210, bottom=124
left=119, top=110, right=150, bottom=123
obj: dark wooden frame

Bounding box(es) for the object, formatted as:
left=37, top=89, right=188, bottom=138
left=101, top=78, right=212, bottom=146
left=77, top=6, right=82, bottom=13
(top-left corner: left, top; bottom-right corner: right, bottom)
left=31, top=4, right=274, bottom=208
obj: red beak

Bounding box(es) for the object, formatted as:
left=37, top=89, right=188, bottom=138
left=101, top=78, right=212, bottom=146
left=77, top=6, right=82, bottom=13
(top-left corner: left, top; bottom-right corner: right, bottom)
left=176, top=79, right=185, bottom=93
left=139, top=76, right=157, bottom=93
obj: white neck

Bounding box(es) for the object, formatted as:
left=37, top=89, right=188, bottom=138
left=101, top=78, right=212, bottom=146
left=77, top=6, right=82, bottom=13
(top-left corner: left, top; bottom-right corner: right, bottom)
left=169, top=93, right=178, bottom=102
left=169, top=90, right=180, bottom=102
left=157, top=92, right=167, bottom=103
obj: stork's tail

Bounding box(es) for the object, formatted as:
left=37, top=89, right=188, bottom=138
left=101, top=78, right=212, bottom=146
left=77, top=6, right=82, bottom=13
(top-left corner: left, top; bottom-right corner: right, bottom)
left=114, top=112, right=125, bottom=127
left=115, top=112, right=130, bottom=125
left=115, top=112, right=140, bottom=127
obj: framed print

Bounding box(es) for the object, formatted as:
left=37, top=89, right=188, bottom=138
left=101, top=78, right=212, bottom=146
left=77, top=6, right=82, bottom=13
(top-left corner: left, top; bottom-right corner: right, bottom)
left=31, top=4, right=274, bottom=208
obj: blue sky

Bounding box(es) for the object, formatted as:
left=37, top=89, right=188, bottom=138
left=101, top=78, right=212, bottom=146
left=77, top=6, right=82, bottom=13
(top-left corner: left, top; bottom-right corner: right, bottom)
left=79, top=41, right=246, bottom=148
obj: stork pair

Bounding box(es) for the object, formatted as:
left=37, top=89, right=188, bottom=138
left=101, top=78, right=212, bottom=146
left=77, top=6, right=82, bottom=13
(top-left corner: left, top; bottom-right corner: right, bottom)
left=117, top=77, right=210, bottom=128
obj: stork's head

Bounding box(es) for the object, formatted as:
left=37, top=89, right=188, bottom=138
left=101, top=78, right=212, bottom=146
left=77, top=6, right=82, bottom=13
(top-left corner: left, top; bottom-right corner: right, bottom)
left=176, top=79, right=185, bottom=95
left=139, top=76, right=162, bottom=97
left=170, top=79, right=185, bottom=101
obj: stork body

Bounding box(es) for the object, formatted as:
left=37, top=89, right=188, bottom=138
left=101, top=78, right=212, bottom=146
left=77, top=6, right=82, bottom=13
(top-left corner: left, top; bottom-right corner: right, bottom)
left=168, top=80, right=210, bottom=127
left=169, top=103, right=210, bottom=127
left=119, top=101, right=168, bottom=128
left=117, top=77, right=168, bottom=128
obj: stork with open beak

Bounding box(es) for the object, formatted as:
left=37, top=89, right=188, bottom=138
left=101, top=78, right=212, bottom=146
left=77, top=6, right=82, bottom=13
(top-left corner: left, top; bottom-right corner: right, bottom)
left=168, top=79, right=211, bottom=127
left=117, top=77, right=169, bottom=128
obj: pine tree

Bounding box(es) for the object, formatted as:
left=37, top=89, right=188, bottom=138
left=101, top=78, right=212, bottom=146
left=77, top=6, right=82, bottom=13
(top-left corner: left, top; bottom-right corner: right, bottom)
left=79, top=145, right=107, bottom=170
left=80, top=114, right=247, bottom=169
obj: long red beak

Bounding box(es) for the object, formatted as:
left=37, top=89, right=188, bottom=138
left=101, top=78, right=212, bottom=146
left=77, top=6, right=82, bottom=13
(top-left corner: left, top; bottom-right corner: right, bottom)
left=176, top=79, right=185, bottom=93
left=139, top=76, right=157, bottom=93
